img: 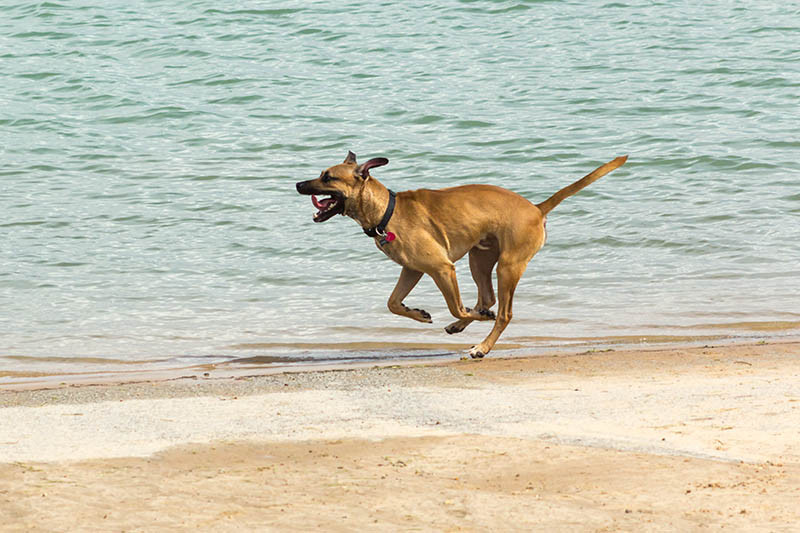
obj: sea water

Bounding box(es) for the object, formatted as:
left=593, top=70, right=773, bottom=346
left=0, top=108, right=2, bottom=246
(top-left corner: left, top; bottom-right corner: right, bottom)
left=1, top=1, right=798, bottom=378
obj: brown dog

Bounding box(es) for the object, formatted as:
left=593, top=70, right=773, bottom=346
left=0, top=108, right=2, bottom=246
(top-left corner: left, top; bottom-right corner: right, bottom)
left=296, top=152, right=627, bottom=358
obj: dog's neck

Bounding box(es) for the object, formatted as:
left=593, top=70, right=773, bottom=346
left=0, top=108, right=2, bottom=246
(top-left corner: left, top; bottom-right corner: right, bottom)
left=347, top=178, right=392, bottom=230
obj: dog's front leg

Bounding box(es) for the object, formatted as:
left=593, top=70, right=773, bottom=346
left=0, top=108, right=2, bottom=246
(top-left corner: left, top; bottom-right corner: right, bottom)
left=387, top=266, right=432, bottom=323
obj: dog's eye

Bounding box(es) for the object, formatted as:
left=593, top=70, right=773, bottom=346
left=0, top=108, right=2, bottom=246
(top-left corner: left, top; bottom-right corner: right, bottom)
left=321, top=173, right=335, bottom=183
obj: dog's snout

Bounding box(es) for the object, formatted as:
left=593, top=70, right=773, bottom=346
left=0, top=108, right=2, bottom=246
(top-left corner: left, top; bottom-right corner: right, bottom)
left=296, top=180, right=310, bottom=194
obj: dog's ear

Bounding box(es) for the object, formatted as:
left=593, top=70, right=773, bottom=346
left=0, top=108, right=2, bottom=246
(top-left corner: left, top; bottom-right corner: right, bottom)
left=355, top=157, right=389, bottom=180
left=343, top=151, right=357, bottom=164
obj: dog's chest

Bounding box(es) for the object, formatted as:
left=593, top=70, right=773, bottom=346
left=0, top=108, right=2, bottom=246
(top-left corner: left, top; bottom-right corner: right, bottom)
left=374, top=238, right=406, bottom=265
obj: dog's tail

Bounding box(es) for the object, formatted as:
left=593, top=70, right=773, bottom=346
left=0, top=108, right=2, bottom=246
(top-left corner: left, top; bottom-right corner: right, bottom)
left=536, top=155, right=628, bottom=216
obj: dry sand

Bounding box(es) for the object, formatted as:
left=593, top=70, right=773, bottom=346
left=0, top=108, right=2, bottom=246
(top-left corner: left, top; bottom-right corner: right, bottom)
left=1, top=341, right=799, bottom=531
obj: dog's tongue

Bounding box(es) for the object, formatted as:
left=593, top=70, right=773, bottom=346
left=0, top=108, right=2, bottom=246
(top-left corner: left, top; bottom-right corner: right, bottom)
left=312, top=195, right=334, bottom=210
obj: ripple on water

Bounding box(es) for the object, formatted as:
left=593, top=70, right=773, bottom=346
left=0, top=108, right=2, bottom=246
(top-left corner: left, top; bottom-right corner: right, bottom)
left=0, top=0, right=798, bottom=367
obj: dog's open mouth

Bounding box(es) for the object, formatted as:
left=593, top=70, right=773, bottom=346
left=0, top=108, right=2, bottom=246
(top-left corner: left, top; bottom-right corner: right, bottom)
left=311, top=194, right=344, bottom=223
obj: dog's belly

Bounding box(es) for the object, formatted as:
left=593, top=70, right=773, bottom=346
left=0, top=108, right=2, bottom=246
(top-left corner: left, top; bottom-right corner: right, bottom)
left=452, top=233, right=499, bottom=262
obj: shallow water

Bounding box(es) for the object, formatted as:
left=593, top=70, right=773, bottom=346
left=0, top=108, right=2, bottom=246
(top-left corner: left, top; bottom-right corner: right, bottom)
left=1, top=1, right=799, bottom=377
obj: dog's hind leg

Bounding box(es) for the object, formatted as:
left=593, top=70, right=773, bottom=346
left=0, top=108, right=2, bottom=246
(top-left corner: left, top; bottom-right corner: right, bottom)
left=387, top=266, right=432, bottom=323
left=445, top=248, right=497, bottom=334
left=430, top=262, right=488, bottom=324
left=468, top=256, right=527, bottom=358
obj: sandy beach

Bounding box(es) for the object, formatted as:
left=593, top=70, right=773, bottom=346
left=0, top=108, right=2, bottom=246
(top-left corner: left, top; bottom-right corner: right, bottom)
left=2, top=340, right=799, bottom=531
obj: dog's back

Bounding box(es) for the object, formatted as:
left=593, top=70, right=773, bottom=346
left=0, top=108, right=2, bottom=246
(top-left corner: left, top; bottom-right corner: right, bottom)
left=401, top=184, right=541, bottom=227
left=394, top=184, right=544, bottom=261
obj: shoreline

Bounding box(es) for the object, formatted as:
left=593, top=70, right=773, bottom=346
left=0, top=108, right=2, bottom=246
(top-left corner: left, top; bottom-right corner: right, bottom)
left=3, top=328, right=799, bottom=392
left=2, top=339, right=799, bottom=530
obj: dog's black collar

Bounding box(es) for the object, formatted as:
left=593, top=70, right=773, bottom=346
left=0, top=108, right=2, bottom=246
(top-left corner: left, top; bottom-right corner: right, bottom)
left=363, top=189, right=396, bottom=238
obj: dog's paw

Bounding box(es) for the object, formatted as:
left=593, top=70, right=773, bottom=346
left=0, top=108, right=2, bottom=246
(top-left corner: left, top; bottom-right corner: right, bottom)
left=445, top=323, right=465, bottom=335
left=478, top=308, right=496, bottom=320
left=401, top=304, right=432, bottom=323
left=468, top=346, right=486, bottom=359
left=465, top=307, right=494, bottom=320
left=414, top=308, right=432, bottom=323
left=417, top=308, right=431, bottom=320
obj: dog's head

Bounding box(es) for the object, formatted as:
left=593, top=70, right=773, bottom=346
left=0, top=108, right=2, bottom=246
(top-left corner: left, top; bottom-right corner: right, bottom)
left=296, top=151, right=389, bottom=223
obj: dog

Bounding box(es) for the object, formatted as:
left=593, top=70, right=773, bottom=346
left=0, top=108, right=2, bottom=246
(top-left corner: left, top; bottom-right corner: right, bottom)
left=296, top=151, right=627, bottom=358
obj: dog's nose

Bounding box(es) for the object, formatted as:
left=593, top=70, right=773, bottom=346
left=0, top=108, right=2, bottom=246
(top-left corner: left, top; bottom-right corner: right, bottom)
left=296, top=180, right=308, bottom=193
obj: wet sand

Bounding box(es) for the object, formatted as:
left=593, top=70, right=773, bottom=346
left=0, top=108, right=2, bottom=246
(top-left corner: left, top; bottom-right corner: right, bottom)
left=2, top=340, right=799, bottom=531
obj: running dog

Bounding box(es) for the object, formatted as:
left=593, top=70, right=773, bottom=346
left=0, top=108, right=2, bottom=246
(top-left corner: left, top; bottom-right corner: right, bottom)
left=296, top=151, right=627, bottom=358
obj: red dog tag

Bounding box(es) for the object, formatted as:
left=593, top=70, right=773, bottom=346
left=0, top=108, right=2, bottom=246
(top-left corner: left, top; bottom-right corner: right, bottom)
left=384, top=231, right=396, bottom=242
